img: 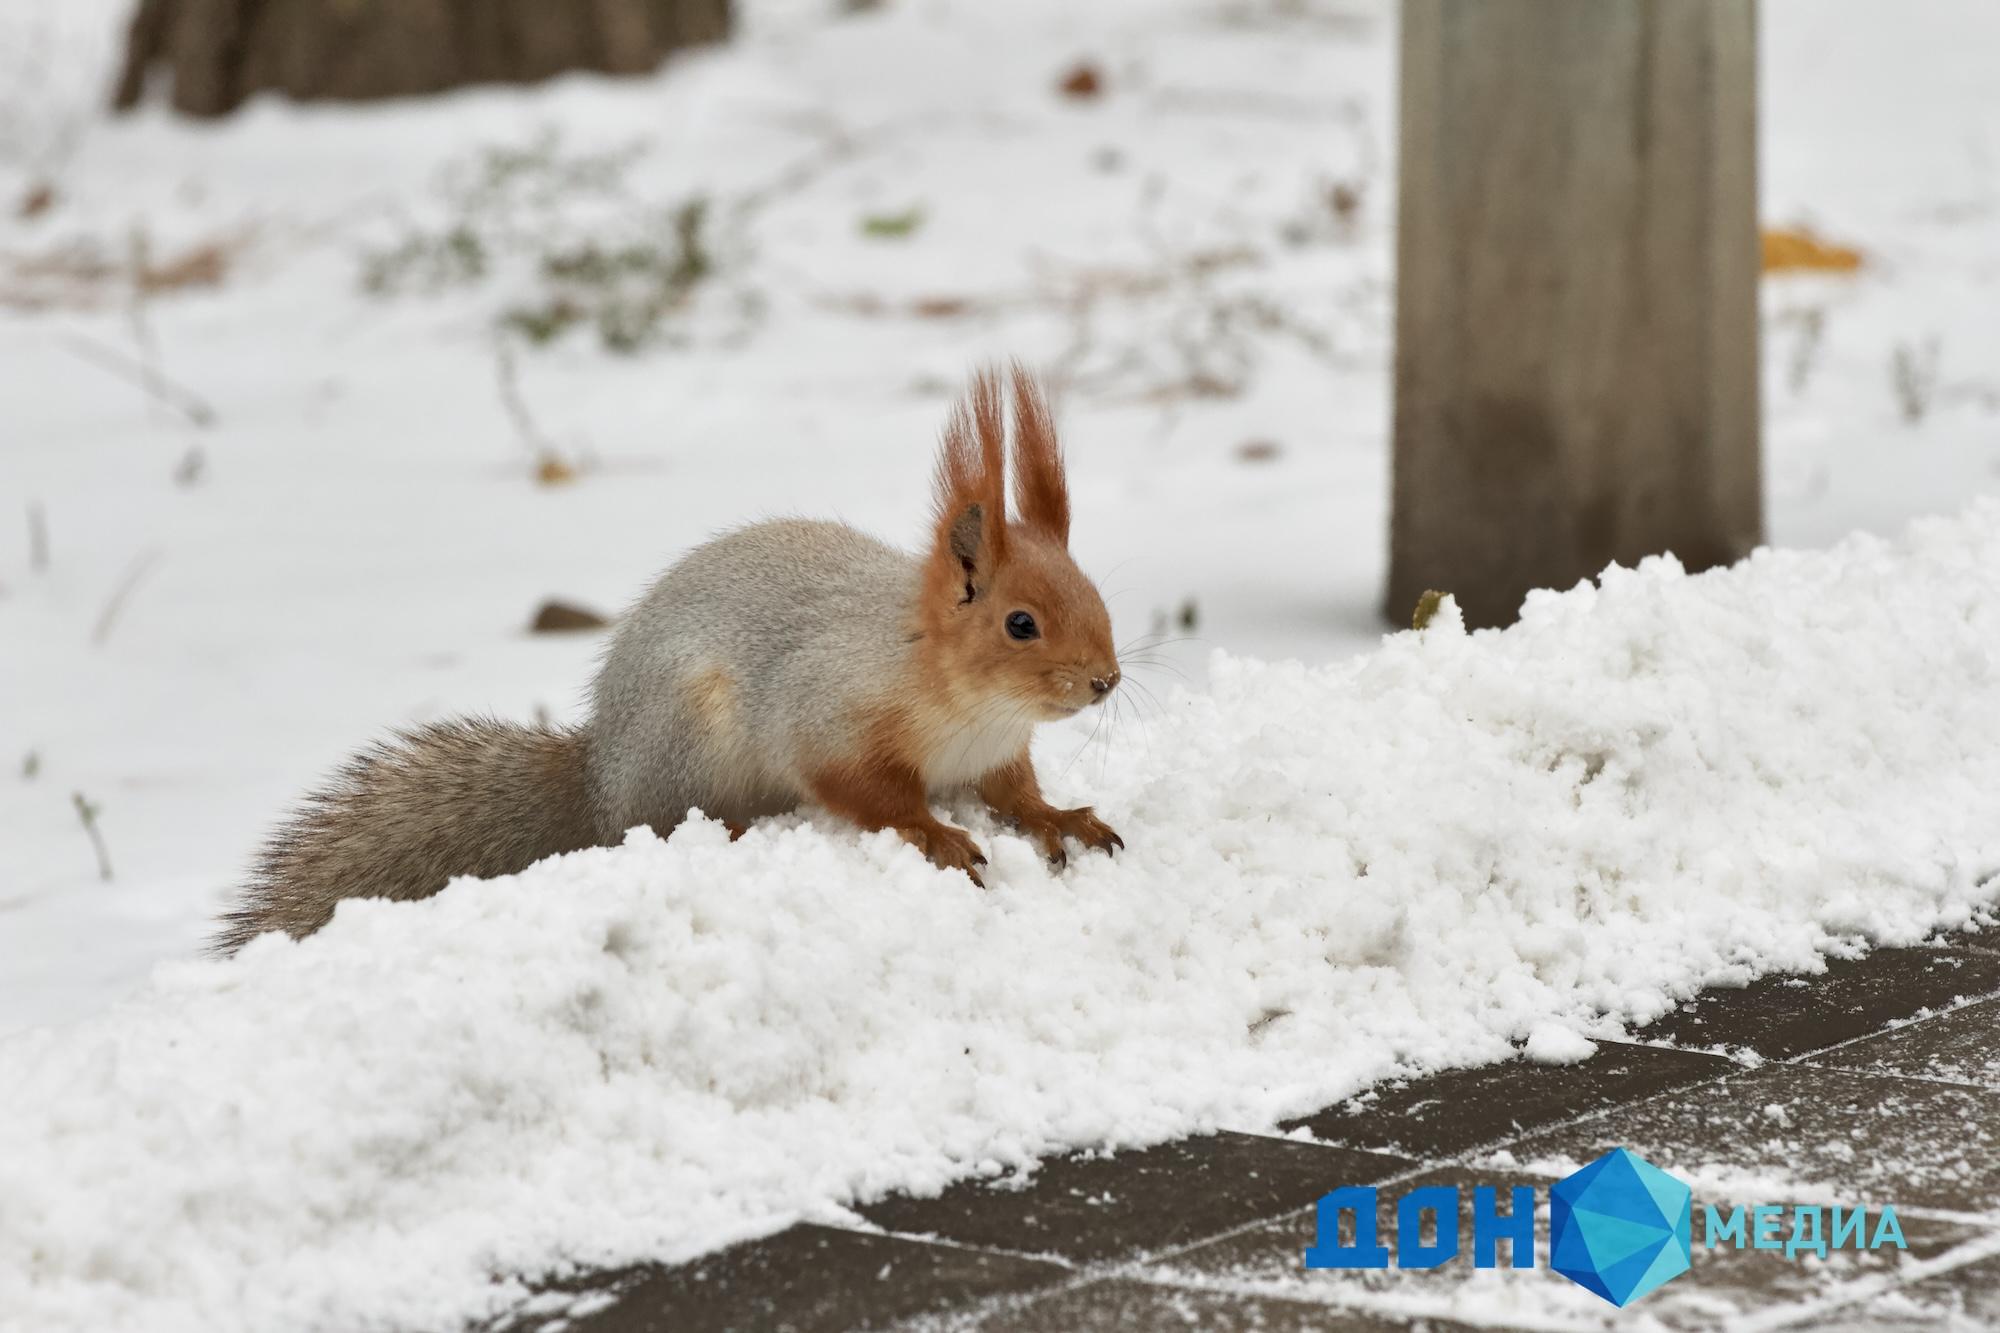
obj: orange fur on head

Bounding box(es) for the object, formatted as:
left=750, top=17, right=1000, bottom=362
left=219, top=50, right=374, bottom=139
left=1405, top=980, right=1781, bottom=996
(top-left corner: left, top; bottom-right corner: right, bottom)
left=916, top=366, right=1118, bottom=730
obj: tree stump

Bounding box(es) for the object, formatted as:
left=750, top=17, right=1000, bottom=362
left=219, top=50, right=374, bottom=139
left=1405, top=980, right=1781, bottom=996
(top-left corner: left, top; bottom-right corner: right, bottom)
left=111, top=0, right=731, bottom=118
left=1386, top=0, right=1761, bottom=630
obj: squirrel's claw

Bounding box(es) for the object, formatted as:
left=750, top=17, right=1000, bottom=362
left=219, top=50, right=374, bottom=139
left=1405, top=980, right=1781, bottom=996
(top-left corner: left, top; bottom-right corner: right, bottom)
left=1061, top=806, right=1123, bottom=856
left=1015, top=820, right=1068, bottom=869
left=1026, top=806, right=1123, bottom=868
left=904, top=822, right=988, bottom=887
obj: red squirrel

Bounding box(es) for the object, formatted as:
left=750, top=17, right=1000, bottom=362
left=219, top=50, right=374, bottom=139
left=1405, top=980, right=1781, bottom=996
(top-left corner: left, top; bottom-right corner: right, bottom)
left=215, top=366, right=1123, bottom=952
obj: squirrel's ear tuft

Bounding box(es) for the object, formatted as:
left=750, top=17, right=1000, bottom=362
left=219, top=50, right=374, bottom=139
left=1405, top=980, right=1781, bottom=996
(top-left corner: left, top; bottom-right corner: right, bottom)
left=931, top=370, right=1009, bottom=598
left=1009, top=364, right=1070, bottom=546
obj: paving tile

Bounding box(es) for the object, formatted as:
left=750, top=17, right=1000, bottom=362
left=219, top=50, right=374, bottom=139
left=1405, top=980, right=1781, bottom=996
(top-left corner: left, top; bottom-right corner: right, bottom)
left=1815, top=1251, right=2000, bottom=1330
left=1509, top=1062, right=2000, bottom=1214
left=1934, top=922, right=2000, bottom=958
left=1632, top=946, right=2000, bottom=1060
left=493, top=942, right=2000, bottom=1331
left=1808, top=996, right=2000, bottom=1090
left=1657, top=1212, right=1988, bottom=1332
left=922, top=1276, right=1504, bottom=1332
left=1141, top=1163, right=1986, bottom=1332
left=1143, top=1165, right=1628, bottom=1330
left=1283, top=1040, right=1732, bottom=1160
left=497, top=1224, right=1069, bottom=1333
left=856, top=1131, right=1414, bottom=1264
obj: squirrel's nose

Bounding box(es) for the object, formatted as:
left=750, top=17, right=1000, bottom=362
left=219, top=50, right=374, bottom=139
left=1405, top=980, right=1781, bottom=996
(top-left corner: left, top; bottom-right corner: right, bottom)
left=1089, top=670, right=1120, bottom=699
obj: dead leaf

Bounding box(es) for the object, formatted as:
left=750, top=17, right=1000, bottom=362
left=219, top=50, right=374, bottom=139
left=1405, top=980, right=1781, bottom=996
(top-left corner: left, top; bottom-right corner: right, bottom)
left=530, top=600, right=611, bottom=633
left=1411, top=589, right=1448, bottom=631
left=1235, top=439, right=1282, bottom=463
left=1058, top=61, right=1104, bottom=100
left=18, top=183, right=55, bottom=220
left=1761, top=226, right=1863, bottom=274
left=534, top=453, right=578, bottom=486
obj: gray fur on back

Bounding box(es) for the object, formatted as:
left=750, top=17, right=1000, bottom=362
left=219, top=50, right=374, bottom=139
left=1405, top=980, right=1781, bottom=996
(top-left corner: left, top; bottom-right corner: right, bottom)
left=586, top=519, right=921, bottom=837
left=219, top=520, right=925, bottom=952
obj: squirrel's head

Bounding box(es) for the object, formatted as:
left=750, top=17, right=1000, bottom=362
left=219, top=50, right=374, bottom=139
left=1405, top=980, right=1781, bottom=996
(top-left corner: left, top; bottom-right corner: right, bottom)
left=919, top=366, right=1119, bottom=721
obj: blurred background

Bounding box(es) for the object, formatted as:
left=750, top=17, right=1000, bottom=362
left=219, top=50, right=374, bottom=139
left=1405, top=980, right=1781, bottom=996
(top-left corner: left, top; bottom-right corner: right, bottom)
left=2, top=0, right=1995, bottom=1032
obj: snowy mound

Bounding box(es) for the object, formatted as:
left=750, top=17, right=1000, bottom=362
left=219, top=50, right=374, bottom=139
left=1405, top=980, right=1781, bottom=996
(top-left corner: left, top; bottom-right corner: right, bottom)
left=6, top=505, right=2000, bottom=1333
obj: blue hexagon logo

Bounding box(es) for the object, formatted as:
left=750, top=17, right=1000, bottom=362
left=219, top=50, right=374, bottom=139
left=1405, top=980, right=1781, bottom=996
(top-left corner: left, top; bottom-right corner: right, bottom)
left=1549, top=1148, right=1692, bottom=1306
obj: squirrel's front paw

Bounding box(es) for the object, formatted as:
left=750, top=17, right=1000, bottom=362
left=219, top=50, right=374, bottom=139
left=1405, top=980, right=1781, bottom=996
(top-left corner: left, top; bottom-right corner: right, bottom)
left=1057, top=806, right=1124, bottom=858
left=1024, top=806, right=1124, bottom=869
left=900, top=822, right=988, bottom=887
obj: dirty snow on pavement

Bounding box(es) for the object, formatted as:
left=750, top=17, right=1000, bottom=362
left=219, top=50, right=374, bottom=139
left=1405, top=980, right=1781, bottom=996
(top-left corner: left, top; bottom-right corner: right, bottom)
left=4, top=504, right=2000, bottom=1332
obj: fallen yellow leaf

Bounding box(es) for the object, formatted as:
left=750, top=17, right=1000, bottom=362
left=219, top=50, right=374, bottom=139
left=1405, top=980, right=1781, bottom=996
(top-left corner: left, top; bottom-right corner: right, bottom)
left=1761, top=226, right=1863, bottom=274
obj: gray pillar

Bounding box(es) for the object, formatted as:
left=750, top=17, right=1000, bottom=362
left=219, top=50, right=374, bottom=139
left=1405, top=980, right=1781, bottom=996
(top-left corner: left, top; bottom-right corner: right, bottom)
left=1387, top=0, right=1761, bottom=629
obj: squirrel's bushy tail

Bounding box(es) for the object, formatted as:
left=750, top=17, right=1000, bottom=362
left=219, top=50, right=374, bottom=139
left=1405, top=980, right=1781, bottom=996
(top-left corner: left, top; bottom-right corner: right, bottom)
left=214, top=719, right=600, bottom=954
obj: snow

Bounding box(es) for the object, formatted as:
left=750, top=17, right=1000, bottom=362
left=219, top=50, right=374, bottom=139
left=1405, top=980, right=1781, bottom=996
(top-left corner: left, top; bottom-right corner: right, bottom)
left=1523, top=1023, right=1597, bottom=1067
left=4, top=0, right=2000, bottom=1034
left=1, top=0, right=1998, bottom=1326
left=5, top=504, right=2000, bottom=1332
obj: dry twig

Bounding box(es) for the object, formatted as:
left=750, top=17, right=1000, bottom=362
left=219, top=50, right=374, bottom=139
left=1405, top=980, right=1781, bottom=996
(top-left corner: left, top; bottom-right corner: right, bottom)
left=27, top=500, right=48, bottom=572
left=92, top=548, right=162, bottom=647
left=56, top=332, right=216, bottom=427
left=72, top=791, right=113, bottom=881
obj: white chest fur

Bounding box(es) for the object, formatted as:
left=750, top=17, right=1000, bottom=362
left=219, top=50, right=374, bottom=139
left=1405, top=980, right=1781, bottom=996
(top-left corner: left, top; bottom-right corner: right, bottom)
left=919, top=695, right=1040, bottom=791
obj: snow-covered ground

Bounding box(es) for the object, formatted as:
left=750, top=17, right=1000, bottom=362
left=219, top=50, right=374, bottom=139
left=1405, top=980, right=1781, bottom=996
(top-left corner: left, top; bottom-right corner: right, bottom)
left=5, top=507, right=2000, bottom=1333
left=0, top=0, right=1997, bottom=1323
left=2, top=0, right=1997, bottom=1033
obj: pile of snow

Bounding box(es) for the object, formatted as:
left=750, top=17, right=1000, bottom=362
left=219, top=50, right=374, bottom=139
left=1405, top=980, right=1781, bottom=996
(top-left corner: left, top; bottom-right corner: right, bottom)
left=9, top=0, right=2000, bottom=1037
left=5, top=504, right=2000, bottom=1332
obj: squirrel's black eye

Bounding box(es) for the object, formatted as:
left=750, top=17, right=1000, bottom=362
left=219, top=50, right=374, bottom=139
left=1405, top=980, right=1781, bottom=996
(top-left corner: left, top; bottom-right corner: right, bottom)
left=1005, top=610, right=1039, bottom=641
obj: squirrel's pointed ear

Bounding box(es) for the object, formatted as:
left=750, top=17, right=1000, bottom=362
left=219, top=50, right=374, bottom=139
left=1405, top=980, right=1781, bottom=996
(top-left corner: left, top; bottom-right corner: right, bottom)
left=945, top=501, right=995, bottom=602
left=1009, top=365, right=1070, bottom=546
left=931, top=370, right=1009, bottom=601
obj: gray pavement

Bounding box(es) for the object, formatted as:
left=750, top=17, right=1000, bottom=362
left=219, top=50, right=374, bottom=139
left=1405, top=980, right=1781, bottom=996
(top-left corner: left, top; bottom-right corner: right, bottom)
left=492, top=933, right=2000, bottom=1332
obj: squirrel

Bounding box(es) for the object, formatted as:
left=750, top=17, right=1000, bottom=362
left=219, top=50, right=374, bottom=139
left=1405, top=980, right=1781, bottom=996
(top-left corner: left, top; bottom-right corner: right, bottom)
left=213, top=366, right=1124, bottom=954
